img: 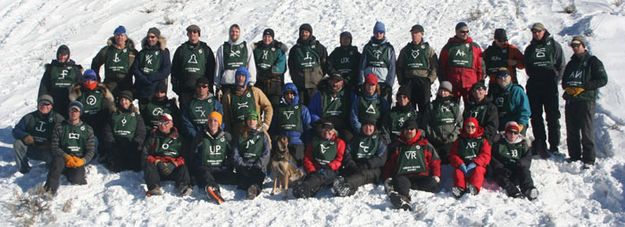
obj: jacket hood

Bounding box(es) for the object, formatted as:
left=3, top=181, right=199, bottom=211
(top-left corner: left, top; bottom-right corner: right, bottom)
left=107, top=37, right=136, bottom=50
left=460, top=117, right=484, bottom=138
left=447, top=36, right=474, bottom=44
left=50, top=59, right=77, bottom=66
left=282, top=83, right=300, bottom=105
left=399, top=129, right=423, bottom=146
left=530, top=30, right=552, bottom=44
left=297, top=36, right=318, bottom=45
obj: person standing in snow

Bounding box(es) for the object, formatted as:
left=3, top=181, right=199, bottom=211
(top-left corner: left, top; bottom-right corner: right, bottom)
left=449, top=117, right=491, bottom=198
left=488, top=68, right=531, bottom=135
left=215, top=24, right=257, bottom=96
left=189, top=112, right=235, bottom=204
left=91, top=25, right=138, bottom=95
left=288, top=23, right=329, bottom=105
left=438, top=22, right=484, bottom=103
left=132, top=27, right=172, bottom=104
left=171, top=25, right=216, bottom=109
left=383, top=120, right=441, bottom=211
left=44, top=101, right=96, bottom=195
left=482, top=28, right=524, bottom=90
left=221, top=67, right=273, bottom=136
left=359, top=21, right=397, bottom=104
left=327, top=31, right=361, bottom=90
left=308, top=74, right=353, bottom=142
left=12, top=95, right=65, bottom=174
left=396, top=24, right=438, bottom=127
left=101, top=91, right=146, bottom=172
left=253, top=28, right=289, bottom=108
left=140, top=81, right=182, bottom=130
left=524, top=22, right=565, bottom=158
left=142, top=113, right=192, bottom=197
left=292, top=120, right=346, bottom=199
left=491, top=121, right=538, bottom=200
left=561, top=36, right=608, bottom=169
left=232, top=110, right=271, bottom=200
left=180, top=77, right=223, bottom=140
left=270, top=83, right=312, bottom=165
left=38, top=45, right=83, bottom=118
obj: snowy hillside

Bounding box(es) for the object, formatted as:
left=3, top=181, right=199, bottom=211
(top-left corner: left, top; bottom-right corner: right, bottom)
left=1, top=0, right=625, bottom=225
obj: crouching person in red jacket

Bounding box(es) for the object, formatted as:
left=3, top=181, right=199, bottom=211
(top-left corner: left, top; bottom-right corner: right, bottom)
left=383, top=120, right=441, bottom=211
left=449, top=117, right=491, bottom=198
left=143, top=113, right=192, bottom=197
left=293, top=119, right=345, bottom=199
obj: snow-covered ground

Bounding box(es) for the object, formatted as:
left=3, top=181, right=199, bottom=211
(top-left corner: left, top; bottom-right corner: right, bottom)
left=1, top=0, right=624, bottom=225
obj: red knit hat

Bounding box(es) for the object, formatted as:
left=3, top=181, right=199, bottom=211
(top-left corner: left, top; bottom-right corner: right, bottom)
left=365, top=73, right=378, bottom=85
left=505, top=121, right=521, bottom=133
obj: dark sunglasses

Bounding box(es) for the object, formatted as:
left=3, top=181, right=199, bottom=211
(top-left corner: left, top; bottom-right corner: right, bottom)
left=531, top=29, right=543, bottom=33
left=465, top=125, right=476, bottom=129
left=459, top=30, right=469, bottom=34
left=506, top=130, right=520, bottom=135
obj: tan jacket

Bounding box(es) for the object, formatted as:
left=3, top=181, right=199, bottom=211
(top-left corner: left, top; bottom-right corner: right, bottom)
left=222, top=86, right=273, bottom=134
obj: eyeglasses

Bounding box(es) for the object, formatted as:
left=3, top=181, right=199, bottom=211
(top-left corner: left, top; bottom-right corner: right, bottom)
left=506, top=131, right=520, bottom=135
left=465, top=125, right=476, bottom=129
left=39, top=103, right=52, bottom=106
left=570, top=44, right=581, bottom=48
left=158, top=121, right=170, bottom=126
left=459, top=30, right=469, bottom=34
left=531, top=29, right=543, bottom=33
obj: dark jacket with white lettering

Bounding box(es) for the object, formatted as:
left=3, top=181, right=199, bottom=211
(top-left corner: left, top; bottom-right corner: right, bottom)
left=344, top=131, right=388, bottom=169
left=50, top=120, right=96, bottom=163
left=232, top=128, right=271, bottom=173
left=101, top=103, right=146, bottom=150
left=490, top=135, right=531, bottom=171
left=383, top=129, right=440, bottom=179
left=13, top=110, right=65, bottom=146
left=132, top=36, right=172, bottom=100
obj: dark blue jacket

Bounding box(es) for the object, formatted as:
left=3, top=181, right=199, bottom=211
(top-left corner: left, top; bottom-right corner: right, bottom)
left=270, top=83, right=311, bottom=144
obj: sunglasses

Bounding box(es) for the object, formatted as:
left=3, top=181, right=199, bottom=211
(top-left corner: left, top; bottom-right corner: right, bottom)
left=506, top=131, right=520, bottom=135
left=465, top=125, right=476, bottom=129
left=531, top=29, right=543, bottom=33
left=570, top=44, right=581, bottom=48
left=459, top=30, right=469, bottom=34
left=158, top=121, right=171, bottom=126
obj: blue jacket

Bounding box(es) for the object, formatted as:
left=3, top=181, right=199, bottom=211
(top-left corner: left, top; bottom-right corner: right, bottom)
left=132, top=40, right=172, bottom=100
left=270, top=83, right=311, bottom=144
left=359, top=37, right=397, bottom=87
left=180, top=94, right=223, bottom=139
left=350, top=91, right=389, bottom=132
left=500, top=84, right=531, bottom=126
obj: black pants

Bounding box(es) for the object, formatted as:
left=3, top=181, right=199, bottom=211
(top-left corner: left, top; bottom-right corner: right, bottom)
left=526, top=79, right=561, bottom=150
left=294, top=170, right=337, bottom=198
left=405, top=77, right=431, bottom=128
left=431, top=141, right=453, bottom=164
left=193, top=165, right=238, bottom=188
left=143, top=162, right=191, bottom=191
left=344, top=168, right=382, bottom=189
left=289, top=144, right=305, bottom=166
left=257, top=78, right=283, bottom=108
left=44, top=156, right=87, bottom=194
left=177, top=92, right=194, bottom=111
left=103, top=141, right=142, bottom=172
left=565, top=101, right=596, bottom=164
left=235, top=167, right=266, bottom=189
left=392, top=175, right=440, bottom=198
left=494, top=165, right=534, bottom=192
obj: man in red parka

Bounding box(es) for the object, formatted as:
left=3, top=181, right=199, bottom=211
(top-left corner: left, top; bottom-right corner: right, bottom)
left=439, top=22, right=484, bottom=102
left=383, top=120, right=441, bottom=211
left=293, top=119, right=346, bottom=199
left=449, top=117, right=491, bottom=198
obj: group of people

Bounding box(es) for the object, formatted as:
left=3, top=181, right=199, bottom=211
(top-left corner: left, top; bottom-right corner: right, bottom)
left=12, top=20, right=607, bottom=210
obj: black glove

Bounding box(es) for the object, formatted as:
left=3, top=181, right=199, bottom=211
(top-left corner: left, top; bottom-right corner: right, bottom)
left=356, top=161, right=370, bottom=170
left=157, top=162, right=176, bottom=175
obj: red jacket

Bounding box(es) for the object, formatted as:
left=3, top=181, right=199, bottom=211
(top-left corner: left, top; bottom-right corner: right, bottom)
left=303, top=133, right=346, bottom=173
left=439, top=36, right=484, bottom=89
left=449, top=118, right=491, bottom=168
left=383, top=130, right=441, bottom=179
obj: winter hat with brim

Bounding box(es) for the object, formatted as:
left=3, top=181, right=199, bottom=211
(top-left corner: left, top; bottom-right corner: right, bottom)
left=68, top=101, right=83, bottom=113
left=455, top=22, right=468, bottom=31
left=531, top=22, right=546, bottom=31
left=38, top=94, right=54, bottom=105
left=495, top=67, right=510, bottom=78
left=159, top=113, right=173, bottom=123
left=118, top=90, right=134, bottom=101
left=263, top=28, right=275, bottom=39
left=315, top=119, right=335, bottom=132
left=329, top=74, right=344, bottom=81
left=402, top=120, right=418, bottom=130
left=56, top=45, right=70, bottom=58
left=235, top=67, right=251, bottom=86
left=209, top=111, right=223, bottom=126
left=494, top=28, right=507, bottom=41
left=410, top=24, right=424, bottom=33
left=83, top=69, right=98, bottom=81
left=397, top=85, right=412, bottom=99
left=471, top=80, right=487, bottom=92
left=570, top=35, right=586, bottom=47
left=186, top=24, right=201, bottom=35
left=246, top=110, right=259, bottom=120
left=299, top=23, right=313, bottom=35
left=114, top=25, right=126, bottom=36
left=373, top=21, right=386, bottom=33
left=439, top=81, right=453, bottom=92
left=361, top=117, right=377, bottom=126
left=147, top=27, right=161, bottom=37
left=155, top=81, right=168, bottom=93
left=505, top=121, right=521, bottom=133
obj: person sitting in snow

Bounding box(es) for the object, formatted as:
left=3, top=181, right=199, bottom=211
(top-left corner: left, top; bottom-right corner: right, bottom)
left=491, top=121, right=538, bottom=200
left=142, top=113, right=192, bottom=197
left=293, top=119, right=346, bottom=199
left=43, top=101, right=96, bottom=195
left=380, top=85, right=418, bottom=142
left=139, top=81, right=182, bottom=130
left=13, top=95, right=65, bottom=174
left=449, top=117, right=491, bottom=198
left=463, top=81, right=499, bottom=144
left=232, top=110, right=271, bottom=200
left=350, top=73, right=390, bottom=133
left=332, top=117, right=387, bottom=197
left=383, top=120, right=441, bottom=211
left=101, top=90, right=146, bottom=172
left=189, top=111, right=235, bottom=204
left=270, top=83, right=312, bottom=166
left=425, top=81, right=461, bottom=164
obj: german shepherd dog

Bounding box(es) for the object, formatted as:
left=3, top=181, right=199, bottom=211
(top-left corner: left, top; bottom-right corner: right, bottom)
left=271, top=136, right=304, bottom=196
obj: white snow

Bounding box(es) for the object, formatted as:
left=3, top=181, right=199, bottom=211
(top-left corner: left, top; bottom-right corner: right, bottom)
left=1, top=0, right=624, bottom=225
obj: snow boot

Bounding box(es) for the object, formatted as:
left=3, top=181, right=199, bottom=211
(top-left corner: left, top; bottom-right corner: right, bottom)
left=333, top=181, right=354, bottom=197
left=206, top=186, right=224, bottom=204
left=467, top=184, right=479, bottom=195
left=146, top=186, right=163, bottom=197
left=179, top=185, right=193, bottom=197
left=582, top=163, right=594, bottom=170
left=389, top=191, right=412, bottom=211
left=504, top=185, right=523, bottom=198
left=524, top=187, right=539, bottom=201
left=246, top=184, right=260, bottom=200
left=383, top=178, right=394, bottom=195
left=451, top=186, right=465, bottom=199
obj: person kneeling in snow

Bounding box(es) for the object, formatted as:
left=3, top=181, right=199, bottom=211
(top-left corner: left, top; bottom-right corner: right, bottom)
left=332, top=117, right=388, bottom=197
left=233, top=110, right=271, bottom=200
left=293, top=119, right=346, bottom=199
left=491, top=121, right=538, bottom=200
left=143, top=113, right=192, bottom=197
left=449, top=117, right=491, bottom=198
left=383, top=120, right=441, bottom=210
left=44, top=101, right=96, bottom=195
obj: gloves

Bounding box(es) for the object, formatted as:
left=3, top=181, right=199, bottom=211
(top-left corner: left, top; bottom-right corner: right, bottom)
left=459, top=164, right=468, bottom=174
left=22, top=135, right=35, bottom=145
left=74, top=158, right=86, bottom=167
left=517, top=123, right=524, bottom=132
left=64, top=155, right=85, bottom=168
left=318, top=165, right=333, bottom=176
left=157, top=161, right=176, bottom=175
left=433, top=176, right=440, bottom=183
left=565, top=87, right=585, bottom=96
left=466, top=162, right=477, bottom=174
